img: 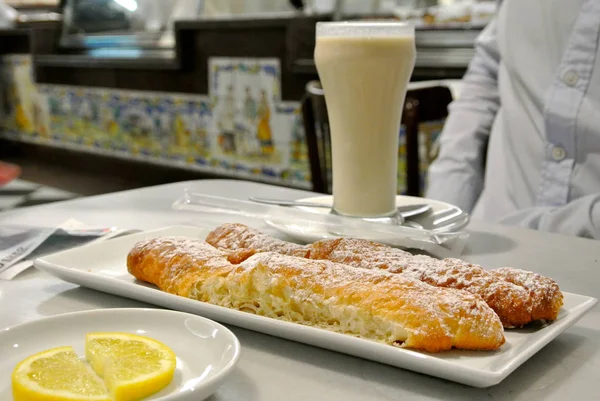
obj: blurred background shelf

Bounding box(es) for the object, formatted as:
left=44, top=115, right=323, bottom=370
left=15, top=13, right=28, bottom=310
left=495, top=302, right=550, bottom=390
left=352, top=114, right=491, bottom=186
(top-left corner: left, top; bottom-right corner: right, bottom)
left=0, top=0, right=489, bottom=199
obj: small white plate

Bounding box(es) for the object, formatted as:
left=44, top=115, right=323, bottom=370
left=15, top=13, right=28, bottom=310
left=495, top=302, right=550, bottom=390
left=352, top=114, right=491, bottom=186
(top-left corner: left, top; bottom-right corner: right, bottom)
left=0, top=308, right=241, bottom=401
left=265, top=195, right=469, bottom=244
left=33, top=226, right=599, bottom=388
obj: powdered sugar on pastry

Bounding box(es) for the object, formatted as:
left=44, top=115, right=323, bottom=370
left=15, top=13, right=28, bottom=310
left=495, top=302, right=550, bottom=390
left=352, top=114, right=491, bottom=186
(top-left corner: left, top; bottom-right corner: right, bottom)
left=206, top=223, right=308, bottom=261
left=238, top=252, right=505, bottom=351
left=128, top=236, right=505, bottom=352
left=127, top=236, right=236, bottom=297
left=205, top=224, right=564, bottom=328
left=308, top=238, right=538, bottom=328
left=490, top=267, right=563, bottom=322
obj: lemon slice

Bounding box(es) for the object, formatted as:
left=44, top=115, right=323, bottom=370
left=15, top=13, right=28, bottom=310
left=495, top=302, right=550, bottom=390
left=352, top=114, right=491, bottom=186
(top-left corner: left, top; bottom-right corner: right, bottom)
left=11, top=346, right=110, bottom=401
left=85, top=332, right=177, bottom=401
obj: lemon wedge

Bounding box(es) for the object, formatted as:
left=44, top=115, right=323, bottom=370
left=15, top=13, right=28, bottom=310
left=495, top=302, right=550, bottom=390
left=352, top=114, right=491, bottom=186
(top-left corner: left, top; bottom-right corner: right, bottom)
left=85, top=332, right=177, bottom=401
left=12, top=333, right=177, bottom=401
left=11, top=346, right=110, bottom=401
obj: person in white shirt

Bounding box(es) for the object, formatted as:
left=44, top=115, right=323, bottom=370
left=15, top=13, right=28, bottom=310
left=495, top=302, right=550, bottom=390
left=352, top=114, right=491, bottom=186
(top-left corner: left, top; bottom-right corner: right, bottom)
left=426, top=0, right=600, bottom=239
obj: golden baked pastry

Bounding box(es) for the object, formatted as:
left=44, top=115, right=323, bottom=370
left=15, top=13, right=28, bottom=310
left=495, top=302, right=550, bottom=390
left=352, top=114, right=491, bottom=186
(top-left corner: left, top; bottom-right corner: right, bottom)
left=206, top=222, right=309, bottom=263
left=490, top=267, right=563, bottom=322
left=127, top=236, right=505, bottom=352
left=205, top=223, right=564, bottom=328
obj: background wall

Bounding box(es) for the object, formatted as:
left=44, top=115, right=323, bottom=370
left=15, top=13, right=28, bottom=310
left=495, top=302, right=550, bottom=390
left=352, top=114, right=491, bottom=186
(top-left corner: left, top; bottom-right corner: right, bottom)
left=1, top=53, right=445, bottom=195
left=1, top=54, right=312, bottom=188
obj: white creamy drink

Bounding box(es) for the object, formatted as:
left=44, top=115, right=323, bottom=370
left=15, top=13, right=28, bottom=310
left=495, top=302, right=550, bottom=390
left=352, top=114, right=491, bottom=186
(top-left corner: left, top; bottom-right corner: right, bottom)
left=314, top=22, right=416, bottom=217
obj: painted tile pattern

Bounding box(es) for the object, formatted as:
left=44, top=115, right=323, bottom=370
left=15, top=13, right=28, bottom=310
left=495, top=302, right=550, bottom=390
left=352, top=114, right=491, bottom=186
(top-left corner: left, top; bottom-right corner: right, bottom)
left=0, top=54, right=443, bottom=194
left=0, top=55, right=311, bottom=188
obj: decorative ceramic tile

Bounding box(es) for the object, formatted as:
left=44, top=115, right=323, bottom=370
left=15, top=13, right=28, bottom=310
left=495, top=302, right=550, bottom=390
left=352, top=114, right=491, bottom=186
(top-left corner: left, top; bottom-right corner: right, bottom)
left=47, top=86, right=92, bottom=145
left=234, top=58, right=260, bottom=105
left=172, top=94, right=212, bottom=165
left=0, top=55, right=47, bottom=138
left=97, top=89, right=125, bottom=152
left=278, top=102, right=311, bottom=188
left=0, top=54, right=314, bottom=190
left=258, top=59, right=281, bottom=103
left=117, top=91, right=157, bottom=157
left=209, top=57, right=236, bottom=99
left=209, top=57, right=285, bottom=168
left=152, top=95, right=177, bottom=157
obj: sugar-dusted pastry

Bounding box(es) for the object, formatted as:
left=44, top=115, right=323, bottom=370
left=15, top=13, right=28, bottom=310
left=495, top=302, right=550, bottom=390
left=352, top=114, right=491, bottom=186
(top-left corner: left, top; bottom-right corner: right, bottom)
left=127, top=236, right=505, bottom=352
left=206, top=222, right=309, bottom=263
left=205, top=223, right=564, bottom=328
left=127, top=236, right=235, bottom=298
left=309, top=240, right=564, bottom=327
left=490, top=267, right=563, bottom=323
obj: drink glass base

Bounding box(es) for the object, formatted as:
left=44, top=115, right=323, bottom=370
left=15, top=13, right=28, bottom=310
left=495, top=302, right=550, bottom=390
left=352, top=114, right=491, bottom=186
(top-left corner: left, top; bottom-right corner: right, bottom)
left=330, top=207, right=404, bottom=225
left=326, top=207, right=406, bottom=238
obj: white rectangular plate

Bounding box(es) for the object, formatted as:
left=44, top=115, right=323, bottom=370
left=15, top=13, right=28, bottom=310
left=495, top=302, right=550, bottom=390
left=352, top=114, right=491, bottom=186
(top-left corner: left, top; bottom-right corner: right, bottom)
left=33, top=226, right=598, bottom=388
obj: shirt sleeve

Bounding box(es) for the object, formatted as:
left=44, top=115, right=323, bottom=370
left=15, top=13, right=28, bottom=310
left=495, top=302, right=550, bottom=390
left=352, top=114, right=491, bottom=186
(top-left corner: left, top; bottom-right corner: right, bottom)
left=498, top=194, right=600, bottom=239
left=425, top=18, right=501, bottom=213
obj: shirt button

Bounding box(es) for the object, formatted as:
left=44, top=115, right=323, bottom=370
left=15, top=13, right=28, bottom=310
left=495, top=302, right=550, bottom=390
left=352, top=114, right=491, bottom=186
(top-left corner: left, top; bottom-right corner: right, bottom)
left=552, top=146, right=566, bottom=161
left=563, top=70, right=579, bottom=87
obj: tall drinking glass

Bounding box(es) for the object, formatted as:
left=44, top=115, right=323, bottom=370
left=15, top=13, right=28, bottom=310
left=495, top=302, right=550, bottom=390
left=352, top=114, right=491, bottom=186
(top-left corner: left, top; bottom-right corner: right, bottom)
left=314, top=21, right=416, bottom=218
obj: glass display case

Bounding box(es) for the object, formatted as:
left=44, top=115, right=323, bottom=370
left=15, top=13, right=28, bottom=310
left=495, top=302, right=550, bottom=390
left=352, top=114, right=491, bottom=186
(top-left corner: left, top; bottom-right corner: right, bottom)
left=3, top=0, right=61, bottom=26
left=53, top=0, right=494, bottom=71
left=57, top=0, right=497, bottom=51
left=59, top=0, right=203, bottom=48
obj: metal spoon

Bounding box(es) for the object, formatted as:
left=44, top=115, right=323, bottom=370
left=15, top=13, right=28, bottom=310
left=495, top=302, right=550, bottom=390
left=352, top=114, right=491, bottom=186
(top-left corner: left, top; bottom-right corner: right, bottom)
left=248, top=197, right=432, bottom=219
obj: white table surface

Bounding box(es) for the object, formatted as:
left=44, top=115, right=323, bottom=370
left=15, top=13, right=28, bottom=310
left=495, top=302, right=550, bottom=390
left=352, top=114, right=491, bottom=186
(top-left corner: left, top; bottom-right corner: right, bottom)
left=1, top=179, right=599, bottom=400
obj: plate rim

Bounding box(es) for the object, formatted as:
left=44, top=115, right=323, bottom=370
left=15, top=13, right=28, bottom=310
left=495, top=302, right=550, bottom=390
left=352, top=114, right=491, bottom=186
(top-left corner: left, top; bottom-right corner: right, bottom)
left=0, top=307, right=242, bottom=401
left=297, top=194, right=457, bottom=208
left=31, top=225, right=599, bottom=388
left=266, top=195, right=470, bottom=238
